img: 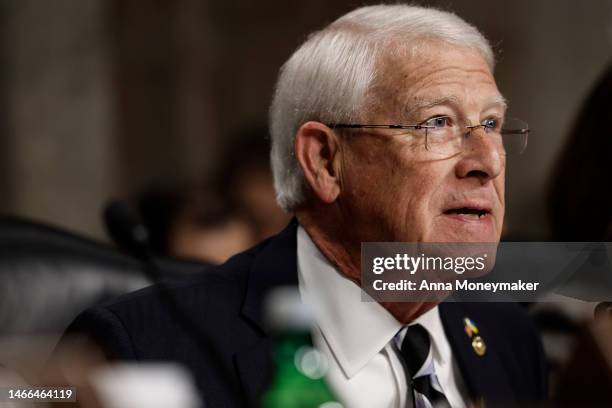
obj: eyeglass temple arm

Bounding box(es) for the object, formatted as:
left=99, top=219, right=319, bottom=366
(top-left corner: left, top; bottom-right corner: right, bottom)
left=326, top=124, right=427, bottom=130
left=501, top=128, right=529, bottom=135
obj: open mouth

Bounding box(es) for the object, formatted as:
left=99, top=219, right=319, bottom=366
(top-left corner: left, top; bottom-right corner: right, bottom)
left=443, top=207, right=490, bottom=219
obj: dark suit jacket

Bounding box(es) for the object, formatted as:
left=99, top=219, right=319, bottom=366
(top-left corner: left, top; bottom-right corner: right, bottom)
left=63, top=220, right=548, bottom=407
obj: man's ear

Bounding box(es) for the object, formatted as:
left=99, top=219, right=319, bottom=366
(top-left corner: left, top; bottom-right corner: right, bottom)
left=294, top=121, right=342, bottom=204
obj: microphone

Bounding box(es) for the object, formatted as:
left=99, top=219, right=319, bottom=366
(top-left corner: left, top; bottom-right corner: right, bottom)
left=104, top=201, right=163, bottom=283
left=104, top=201, right=151, bottom=260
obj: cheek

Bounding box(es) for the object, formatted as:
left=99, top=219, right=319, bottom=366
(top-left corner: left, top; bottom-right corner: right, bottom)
left=342, top=143, right=390, bottom=198
left=345, top=145, right=444, bottom=239
left=399, top=165, right=446, bottom=222
left=396, top=160, right=459, bottom=241
left=342, top=145, right=408, bottom=218
left=495, top=171, right=506, bottom=205
left=494, top=173, right=505, bottom=227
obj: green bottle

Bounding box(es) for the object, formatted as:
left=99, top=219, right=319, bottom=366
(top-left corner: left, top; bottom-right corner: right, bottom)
left=261, top=287, right=342, bottom=408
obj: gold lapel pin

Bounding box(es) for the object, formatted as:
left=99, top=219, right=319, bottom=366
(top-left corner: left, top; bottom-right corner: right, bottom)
left=471, top=335, right=486, bottom=356
left=464, top=317, right=486, bottom=356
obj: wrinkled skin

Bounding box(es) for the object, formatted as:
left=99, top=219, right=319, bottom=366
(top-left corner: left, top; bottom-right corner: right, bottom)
left=296, top=41, right=506, bottom=322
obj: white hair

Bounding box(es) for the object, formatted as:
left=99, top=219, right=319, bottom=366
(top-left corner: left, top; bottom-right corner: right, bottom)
left=269, top=4, right=495, bottom=211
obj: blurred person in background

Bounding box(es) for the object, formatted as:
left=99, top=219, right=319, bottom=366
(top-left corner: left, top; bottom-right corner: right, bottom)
left=138, top=187, right=255, bottom=264
left=530, top=60, right=612, bottom=394
left=549, top=61, right=612, bottom=242
left=214, top=127, right=291, bottom=241
left=136, top=127, right=288, bottom=264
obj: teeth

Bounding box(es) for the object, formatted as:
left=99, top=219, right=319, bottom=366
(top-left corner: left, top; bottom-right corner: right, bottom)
left=445, top=208, right=488, bottom=218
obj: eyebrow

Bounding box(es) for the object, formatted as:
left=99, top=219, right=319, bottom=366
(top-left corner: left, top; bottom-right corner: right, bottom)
left=403, top=95, right=508, bottom=118
left=483, top=95, right=508, bottom=112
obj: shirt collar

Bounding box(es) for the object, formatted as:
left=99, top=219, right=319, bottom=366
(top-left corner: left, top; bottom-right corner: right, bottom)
left=296, top=225, right=402, bottom=378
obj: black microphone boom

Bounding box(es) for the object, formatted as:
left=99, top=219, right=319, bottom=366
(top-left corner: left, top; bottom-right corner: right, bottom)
left=104, top=201, right=151, bottom=259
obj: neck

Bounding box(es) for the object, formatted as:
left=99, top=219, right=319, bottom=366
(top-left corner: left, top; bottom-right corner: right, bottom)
left=296, top=207, right=436, bottom=324
left=296, top=208, right=361, bottom=284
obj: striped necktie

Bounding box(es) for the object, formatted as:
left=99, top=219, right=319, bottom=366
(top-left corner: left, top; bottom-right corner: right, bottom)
left=399, top=324, right=451, bottom=408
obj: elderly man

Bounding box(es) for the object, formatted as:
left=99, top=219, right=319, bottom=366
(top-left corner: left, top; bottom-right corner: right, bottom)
left=64, top=5, right=547, bottom=408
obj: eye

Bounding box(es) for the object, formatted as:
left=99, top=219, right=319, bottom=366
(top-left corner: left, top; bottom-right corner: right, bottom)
left=424, top=116, right=451, bottom=129
left=481, top=117, right=501, bottom=130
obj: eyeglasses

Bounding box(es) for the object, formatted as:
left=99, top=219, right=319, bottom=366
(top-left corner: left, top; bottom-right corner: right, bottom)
left=327, top=115, right=529, bottom=157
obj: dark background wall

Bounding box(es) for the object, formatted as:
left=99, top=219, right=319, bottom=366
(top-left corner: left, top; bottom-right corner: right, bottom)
left=0, top=0, right=11, bottom=214
left=2, top=0, right=611, bottom=239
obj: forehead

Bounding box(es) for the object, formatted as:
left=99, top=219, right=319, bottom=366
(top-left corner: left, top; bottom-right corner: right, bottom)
left=373, top=41, right=504, bottom=118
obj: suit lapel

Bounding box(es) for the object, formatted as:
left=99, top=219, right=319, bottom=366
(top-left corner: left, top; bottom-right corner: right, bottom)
left=234, top=336, right=275, bottom=407
left=234, top=219, right=299, bottom=406
left=439, top=302, right=516, bottom=404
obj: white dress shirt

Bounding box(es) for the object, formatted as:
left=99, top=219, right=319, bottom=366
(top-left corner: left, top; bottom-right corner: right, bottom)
left=296, top=225, right=469, bottom=408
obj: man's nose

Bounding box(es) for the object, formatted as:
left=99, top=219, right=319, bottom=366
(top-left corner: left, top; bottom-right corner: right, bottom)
left=454, top=127, right=504, bottom=183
